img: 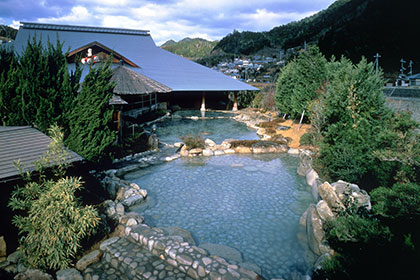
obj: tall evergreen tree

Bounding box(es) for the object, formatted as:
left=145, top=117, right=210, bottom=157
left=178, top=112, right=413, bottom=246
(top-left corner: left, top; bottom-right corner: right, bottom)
left=0, top=47, right=20, bottom=126
left=316, top=57, right=394, bottom=189
left=66, top=62, right=116, bottom=162
left=0, top=37, right=80, bottom=131
left=275, top=45, right=327, bottom=119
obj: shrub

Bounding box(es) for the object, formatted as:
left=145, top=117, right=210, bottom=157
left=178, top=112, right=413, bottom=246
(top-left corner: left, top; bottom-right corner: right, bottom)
left=317, top=183, right=420, bottom=280
left=317, top=213, right=392, bottom=280
left=236, top=91, right=257, bottom=108
left=180, top=134, right=205, bottom=149
left=299, top=129, right=322, bottom=147
left=8, top=126, right=100, bottom=270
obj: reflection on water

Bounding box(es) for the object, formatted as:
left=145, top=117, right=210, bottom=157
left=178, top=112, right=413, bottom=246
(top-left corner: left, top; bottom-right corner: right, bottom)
left=148, top=110, right=259, bottom=145
left=131, top=111, right=316, bottom=279
left=131, top=154, right=315, bottom=279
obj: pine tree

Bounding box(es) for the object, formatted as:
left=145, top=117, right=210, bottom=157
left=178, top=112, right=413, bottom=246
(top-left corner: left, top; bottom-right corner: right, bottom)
left=316, top=57, right=394, bottom=189
left=0, top=37, right=80, bottom=132
left=66, top=62, right=116, bottom=162
left=275, top=45, right=327, bottom=119
left=0, top=47, right=21, bottom=125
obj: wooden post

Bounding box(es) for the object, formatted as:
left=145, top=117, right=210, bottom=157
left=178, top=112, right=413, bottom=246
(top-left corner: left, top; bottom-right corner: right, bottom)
left=232, top=92, right=238, bottom=111
left=200, top=92, right=206, bottom=111
left=298, top=110, right=305, bottom=131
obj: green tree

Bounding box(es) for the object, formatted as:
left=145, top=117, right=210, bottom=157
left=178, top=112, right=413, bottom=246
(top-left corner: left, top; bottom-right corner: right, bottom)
left=0, top=37, right=81, bottom=132
left=9, top=125, right=99, bottom=270
left=66, top=62, right=116, bottom=162
left=275, top=45, right=327, bottom=119
left=315, top=57, right=393, bottom=189
left=0, top=46, right=21, bottom=126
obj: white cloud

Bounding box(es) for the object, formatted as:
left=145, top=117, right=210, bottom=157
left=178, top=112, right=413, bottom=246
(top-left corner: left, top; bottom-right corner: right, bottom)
left=38, top=6, right=98, bottom=25
left=3, top=0, right=336, bottom=44
left=239, top=8, right=318, bottom=30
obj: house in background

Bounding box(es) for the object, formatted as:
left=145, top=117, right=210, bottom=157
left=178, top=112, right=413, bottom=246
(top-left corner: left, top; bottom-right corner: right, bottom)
left=407, top=73, right=420, bottom=87
left=11, top=22, right=258, bottom=114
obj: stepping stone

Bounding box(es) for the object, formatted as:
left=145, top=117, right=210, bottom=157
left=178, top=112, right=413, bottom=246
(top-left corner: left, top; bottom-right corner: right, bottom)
left=199, top=243, right=243, bottom=264
left=161, top=226, right=196, bottom=245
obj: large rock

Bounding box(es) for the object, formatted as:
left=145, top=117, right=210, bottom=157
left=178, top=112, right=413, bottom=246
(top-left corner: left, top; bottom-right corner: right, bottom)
left=76, top=250, right=102, bottom=271
left=180, top=145, right=189, bottom=157
left=251, top=141, right=288, bottom=154
left=115, top=202, right=125, bottom=216
left=305, top=168, right=319, bottom=189
left=189, top=148, right=203, bottom=156
left=119, top=212, right=144, bottom=225
left=306, top=204, right=325, bottom=256
left=0, top=236, right=6, bottom=260
left=122, top=194, right=144, bottom=207
left=332, top=180, right=371, bottom=210
left=202, top=149, right=214, bottom=156
left=317, top=182, right=345, bottom=214
left=204, top=138, right=216, bottom=148
left=56, top=268, right=83, bottom=280
left=316, top=200, right=334, bottom=221
left=7, top=250, right=21, bottom=263
left=234, top=146, right=252, bottom=154
left=297, top=150, right=313, bottom=176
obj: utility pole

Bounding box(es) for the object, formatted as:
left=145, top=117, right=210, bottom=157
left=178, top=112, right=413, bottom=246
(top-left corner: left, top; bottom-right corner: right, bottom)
left=374, top=53, right=381, bottom=76
left=400, top=58, right=406, bottom=75
left=408, top=60, right=413, bottom=76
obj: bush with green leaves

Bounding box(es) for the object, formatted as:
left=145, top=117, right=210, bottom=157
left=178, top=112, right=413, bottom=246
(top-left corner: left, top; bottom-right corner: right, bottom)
left=180, top=134, right=205, bottom=149
left=9, top=125, right=99, bottom=271
left=316, top=182, right=420, bottom=280
left=66, top=62, right=116, bottom=162
left=235, top=91, right=257, bottom=109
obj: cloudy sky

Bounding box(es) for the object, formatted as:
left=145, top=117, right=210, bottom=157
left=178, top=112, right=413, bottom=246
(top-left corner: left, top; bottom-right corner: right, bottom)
left=0, top=0, right=336, bottom=45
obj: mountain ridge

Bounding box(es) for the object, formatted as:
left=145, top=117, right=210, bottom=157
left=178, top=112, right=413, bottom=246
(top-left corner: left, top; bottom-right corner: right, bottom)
left=160, top=37, right=218, bottom=59
left=211, top=0, right=418, bottom=74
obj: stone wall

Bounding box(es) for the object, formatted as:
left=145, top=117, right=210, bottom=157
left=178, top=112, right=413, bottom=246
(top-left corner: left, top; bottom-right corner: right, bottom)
left=297, top=150, right=371, bottom=270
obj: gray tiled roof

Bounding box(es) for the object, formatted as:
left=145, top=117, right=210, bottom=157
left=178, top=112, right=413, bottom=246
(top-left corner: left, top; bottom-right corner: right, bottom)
left=12, top=22, right=258, bottom=92
left=0, top=126, right=83, bottom=182
left=111, top=65, right=172, bottom=95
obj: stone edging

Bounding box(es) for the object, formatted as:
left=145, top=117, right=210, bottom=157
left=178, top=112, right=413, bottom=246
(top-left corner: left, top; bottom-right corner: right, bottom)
left=97, top=164, right=261, bottom=279
left=177, top=138, right=297, bottom=157
left=296, top=150, right=372, bottom=270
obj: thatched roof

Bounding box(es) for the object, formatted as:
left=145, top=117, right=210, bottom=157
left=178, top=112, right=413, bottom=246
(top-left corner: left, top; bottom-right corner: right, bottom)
left=111, top=65, right=172, bottom=95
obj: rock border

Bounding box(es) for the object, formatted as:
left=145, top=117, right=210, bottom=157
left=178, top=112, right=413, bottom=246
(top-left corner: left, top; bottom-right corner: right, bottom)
left=296, top=150, right=372, bottom=271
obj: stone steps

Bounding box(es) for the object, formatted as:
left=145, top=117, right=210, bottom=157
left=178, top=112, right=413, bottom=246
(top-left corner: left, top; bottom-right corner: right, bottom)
left=83, top=237, right=192, bottom=280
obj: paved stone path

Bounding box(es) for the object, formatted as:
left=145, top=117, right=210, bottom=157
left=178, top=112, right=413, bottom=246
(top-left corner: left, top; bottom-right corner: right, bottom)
left=83, top=237, right=193, bottom=280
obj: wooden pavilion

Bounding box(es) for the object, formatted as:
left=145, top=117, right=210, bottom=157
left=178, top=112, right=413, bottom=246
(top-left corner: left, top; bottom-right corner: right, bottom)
left=109, top=65, right=171, bottom=136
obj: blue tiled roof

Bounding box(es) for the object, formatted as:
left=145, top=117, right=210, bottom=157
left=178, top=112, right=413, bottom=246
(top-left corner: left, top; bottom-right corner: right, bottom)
left=13, top=22, right=258, bottom=92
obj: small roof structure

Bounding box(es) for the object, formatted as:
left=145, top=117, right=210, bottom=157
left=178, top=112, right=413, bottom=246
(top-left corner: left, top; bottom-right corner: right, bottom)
left=111, top=65, right=172, bottom=95
left=0, top=126, right=83, bottom=182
